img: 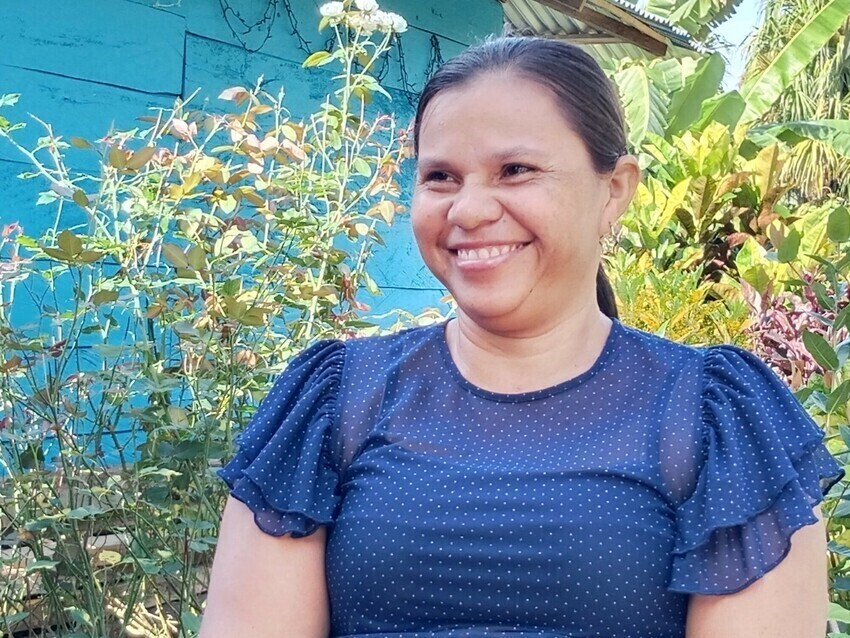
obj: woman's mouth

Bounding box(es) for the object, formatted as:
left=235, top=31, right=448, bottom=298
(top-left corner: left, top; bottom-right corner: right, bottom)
left=451, top=242, right=530, bottom=269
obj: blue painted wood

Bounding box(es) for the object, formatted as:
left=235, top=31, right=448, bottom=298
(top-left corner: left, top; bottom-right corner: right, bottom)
left=182, top=32, right=426, bottom=122
left=183, top=34, right=324, bottom=115
left=181, top=28, right=462, bottom=103
left=159, top=0, right=500, bottom=68
left=0, top=0, right=501, bottom=472
left=1, top=0, right=501, bottom=318
left=364, top=286, right=451, bottom=321
left=369, top=215, right=443, bottom=290
left=0, top=159, right=90, bottom=240
left=156, top=0, right=319, bottom=64
left=382, top=0, right=504, bottom=44
left=379, top=29, right=468, bottom=96
left=0, top=65, right=175, bottom=168
left=1, top=0, right=185, bottom=95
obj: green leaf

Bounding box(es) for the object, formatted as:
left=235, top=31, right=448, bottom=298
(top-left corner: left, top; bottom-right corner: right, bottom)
left=67, top=607, right=94, bottom=628
left=181, top=611, right=203, bottom=633
left=832, top=576, right=850, bottom=592
left=777, top=227, right=801, bottom=263
left=352, top=85, right=373, bottom=104
left=107, top=145, right=126, bottom=170
left=162, top=243, right=188, bottom=268
left=69, top=136, right=93, bottom=149
left=829, top=602, right=850, bottom=623
left=646, top=58, right=691, bottom=94
left=57, top=229, right=82, bottom=256
left=352, top=157, right=371, bottom=177
left=827, top=380, right=850, bottom=413
left=812, top=280, right=836, bottom=310
left=0, top=612, right=30, bottom=626
left=173, top=440, right=205, bottom=460
left=613, top=63, right=667, bottom=149
left=125, top=146, right=156, bottom=170
left=829, top=207, right=850, bottom=243
left=735, top=238, right=772, bottom=295
left=829, top=537, right=850, bottom=554
left=72, top=189, right=89, bottom=208
left=42, top=247, right=71, bottom=262
left=77, top=250, right=103, bottom=263
left=26, top=559, right=60, bottom=573
left=17, top=234, right=38, bottom=249
left=692, top=90, right=746, bottom=133
left=803, top=329, right=839, bottom=371
left=751, top=120, right=850, bottom=158
left=836, top=304, right=850, bottom=332
left=167, top=405, right=189, bottom=427
left=67, top=505, right=102, bottom=519
left=0, top=93, right=20, bottom=107
left=187, top=245, right=207, bottom=270
left=92, top=289, right=119, bottom=306
left=303, top=50, right=332, bottom=68
left=740, top=0, right=850, bottom=123
left=665, top=53, right=726, bottom=136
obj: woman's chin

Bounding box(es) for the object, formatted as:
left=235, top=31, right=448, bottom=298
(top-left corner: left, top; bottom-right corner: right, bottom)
left=452, top=293, right=528, bottom=326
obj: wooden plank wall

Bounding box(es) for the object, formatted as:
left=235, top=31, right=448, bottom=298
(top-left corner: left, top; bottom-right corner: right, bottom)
left=0, top=0, right=505, bottom=319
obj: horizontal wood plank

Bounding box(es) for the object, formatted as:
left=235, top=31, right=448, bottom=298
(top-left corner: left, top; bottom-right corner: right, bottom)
left=1, top=0, right=185, bottom=95
left=0, top=65, right=175, bottom=168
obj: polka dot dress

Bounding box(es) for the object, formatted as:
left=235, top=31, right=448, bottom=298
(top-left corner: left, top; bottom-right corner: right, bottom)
left=218, top=318, right=844, bottom=638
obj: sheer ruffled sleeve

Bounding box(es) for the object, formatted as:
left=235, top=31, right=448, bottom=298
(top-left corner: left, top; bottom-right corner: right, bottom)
left=217, top=340, right=345, bottom=537
left=669, top=344, right=844, bottom=595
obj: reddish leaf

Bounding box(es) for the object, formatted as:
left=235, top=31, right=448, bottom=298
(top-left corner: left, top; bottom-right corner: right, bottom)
left=218, top=86, right=250, bottom=103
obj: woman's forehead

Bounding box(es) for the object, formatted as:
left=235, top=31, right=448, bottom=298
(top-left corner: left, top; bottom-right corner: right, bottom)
left=417, top=76, right=576, bottom=153
left=425, top=72, right=558, bottom=116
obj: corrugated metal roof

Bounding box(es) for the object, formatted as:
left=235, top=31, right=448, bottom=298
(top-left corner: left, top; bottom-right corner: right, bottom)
left=503, top=0, right=704, bottom=57
left=606, top=0, right=702, bottom=49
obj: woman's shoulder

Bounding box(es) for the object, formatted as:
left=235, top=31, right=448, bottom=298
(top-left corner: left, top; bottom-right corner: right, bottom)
left=614, top=320, right=706, bottom=380
left=341, top=321, right=443, bottom=359
left=616, top=319, right=764, bottom=378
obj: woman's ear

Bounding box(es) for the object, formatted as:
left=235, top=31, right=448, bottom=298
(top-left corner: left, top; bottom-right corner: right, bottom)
left=598, top=154, right=641, bottom=236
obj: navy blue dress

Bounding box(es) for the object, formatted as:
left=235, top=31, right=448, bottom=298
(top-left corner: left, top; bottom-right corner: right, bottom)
left=218, top=318, right=844, bottom=638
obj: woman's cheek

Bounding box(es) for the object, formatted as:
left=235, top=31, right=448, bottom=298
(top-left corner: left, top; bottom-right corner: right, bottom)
left=411, top=193, right=444, bottom=239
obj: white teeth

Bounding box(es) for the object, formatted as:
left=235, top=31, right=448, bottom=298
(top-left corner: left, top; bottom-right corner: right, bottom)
left=456, top=244, right=524, bottom=262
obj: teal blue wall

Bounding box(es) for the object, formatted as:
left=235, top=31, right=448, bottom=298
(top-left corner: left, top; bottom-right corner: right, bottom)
left=0, top=0, right=505, bottom=319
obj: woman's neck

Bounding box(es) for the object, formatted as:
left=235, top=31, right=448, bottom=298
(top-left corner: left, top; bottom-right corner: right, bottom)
left=446, top=308, right=613, bottom=395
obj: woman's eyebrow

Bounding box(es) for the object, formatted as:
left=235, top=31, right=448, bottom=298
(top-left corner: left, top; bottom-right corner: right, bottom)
left=416, top=157, right=452, bottom=172
left=418, top=146, right=542, bottom=170
left=489, top=145, right=542, bottom=162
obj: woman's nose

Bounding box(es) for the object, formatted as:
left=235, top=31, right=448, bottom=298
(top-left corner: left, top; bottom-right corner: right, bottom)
left=446, top=183, right=503, bottom=230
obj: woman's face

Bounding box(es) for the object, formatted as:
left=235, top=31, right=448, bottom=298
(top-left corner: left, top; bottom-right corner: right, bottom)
left=411, top=71, right=634, bottom=334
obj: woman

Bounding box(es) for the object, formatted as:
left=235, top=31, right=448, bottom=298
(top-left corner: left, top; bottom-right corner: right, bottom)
left=200, top=38, right=844, bottom=637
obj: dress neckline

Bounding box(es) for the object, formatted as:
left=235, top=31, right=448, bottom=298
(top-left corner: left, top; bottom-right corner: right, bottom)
left=432, top=317, right=622, bottom=403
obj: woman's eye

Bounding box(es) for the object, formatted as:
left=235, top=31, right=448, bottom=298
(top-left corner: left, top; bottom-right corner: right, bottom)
left=503, top=164, right=534, bottom=177
left=422, top=170, right=452, bottom=183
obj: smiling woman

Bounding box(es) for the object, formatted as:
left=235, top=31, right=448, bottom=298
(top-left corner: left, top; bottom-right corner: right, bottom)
left=202, top=36, right=844, bottom=638
left=412, top=72, right=630, bottom=347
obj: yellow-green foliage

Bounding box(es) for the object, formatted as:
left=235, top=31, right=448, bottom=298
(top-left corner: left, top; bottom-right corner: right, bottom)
left=608, top=253, right=753, bottom=348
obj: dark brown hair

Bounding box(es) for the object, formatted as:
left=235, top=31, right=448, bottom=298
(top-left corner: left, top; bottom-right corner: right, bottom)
left=413, top=37, right=626, bottom=319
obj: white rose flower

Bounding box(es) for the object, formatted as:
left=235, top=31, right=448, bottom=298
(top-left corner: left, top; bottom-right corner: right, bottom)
left=348, top=12, right=378, bottom=34
left=320, top=1, right=345, bottom=19
left=388, top=12, right=408, bottom=33
left=373, top=10, right=394, bottom=32
left=355, top=0, right=379, bottom=12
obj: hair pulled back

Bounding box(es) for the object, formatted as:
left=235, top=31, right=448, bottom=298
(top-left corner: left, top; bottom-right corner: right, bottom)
left=413, top=37, right=625, bottom=319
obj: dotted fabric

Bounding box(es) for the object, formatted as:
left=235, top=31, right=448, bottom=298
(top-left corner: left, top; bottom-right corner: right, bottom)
left=218, top=318, right=844, bottom=638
